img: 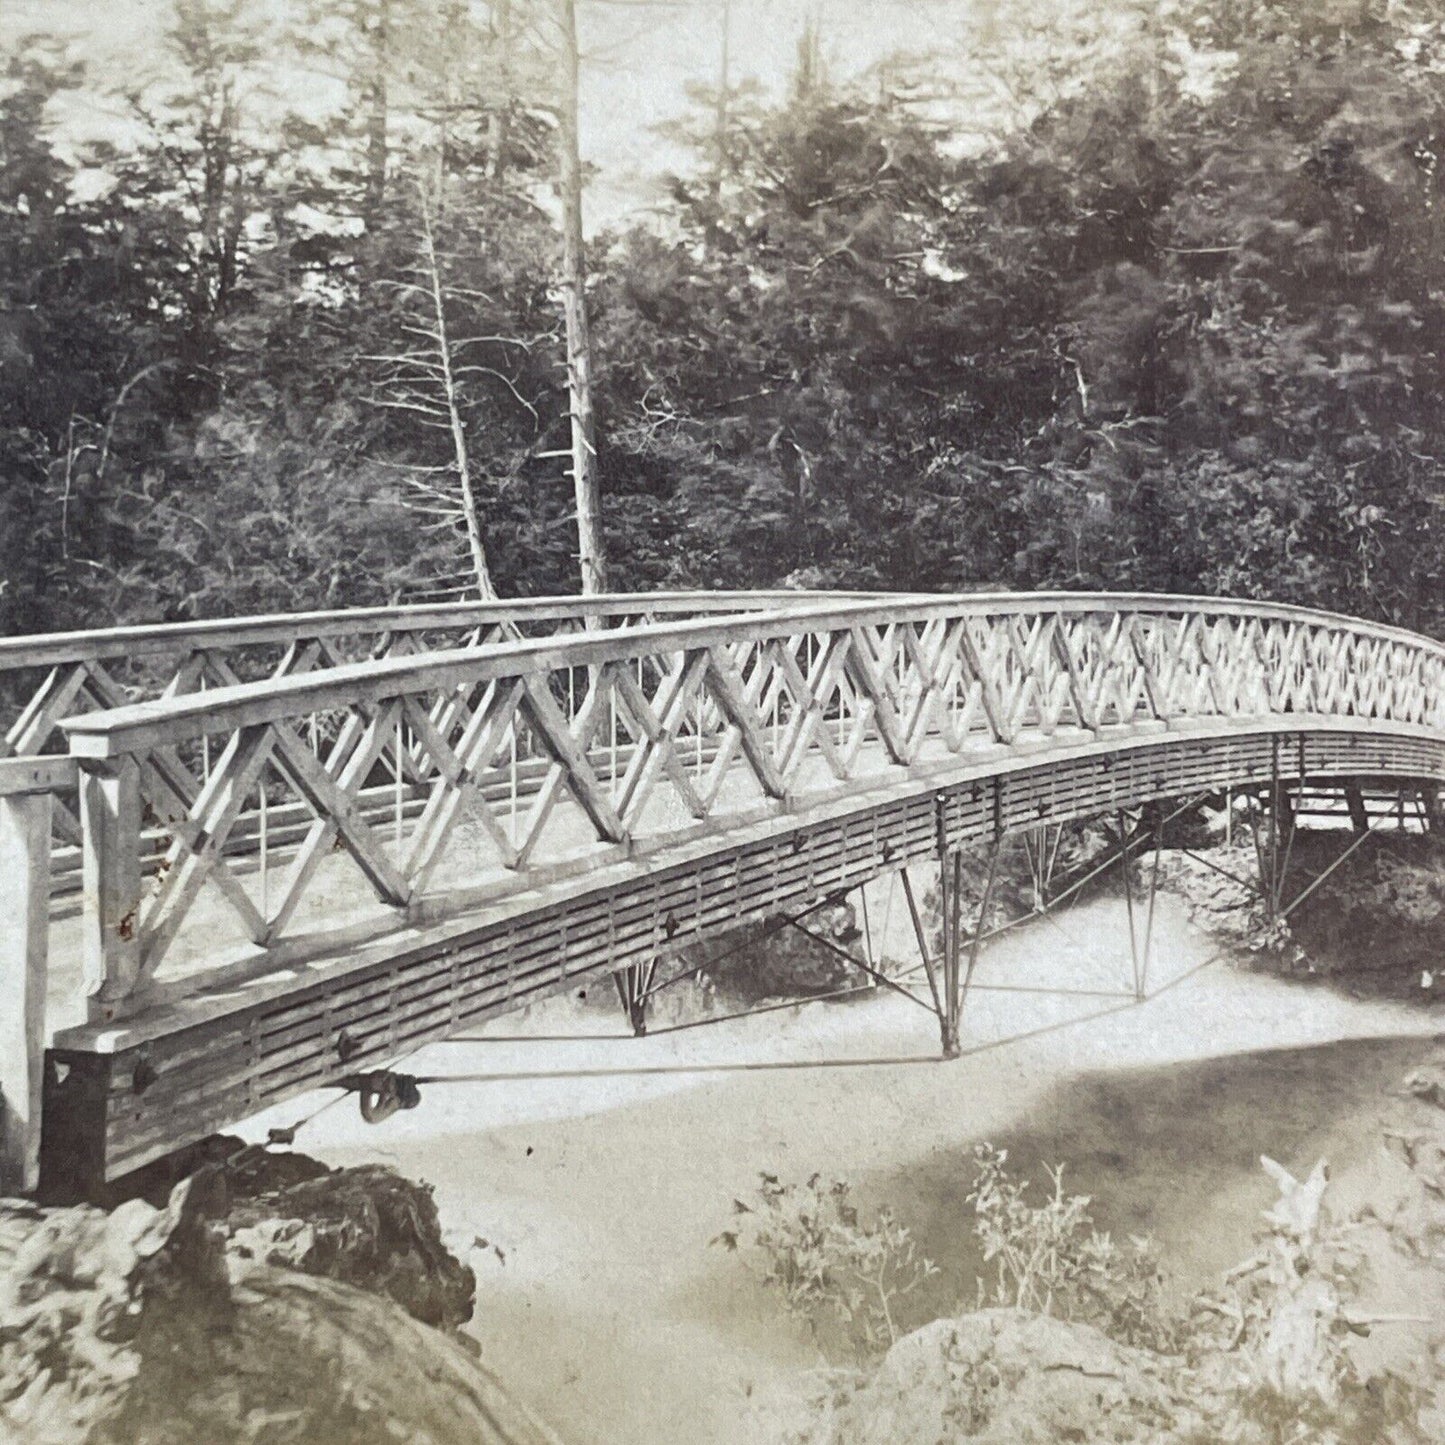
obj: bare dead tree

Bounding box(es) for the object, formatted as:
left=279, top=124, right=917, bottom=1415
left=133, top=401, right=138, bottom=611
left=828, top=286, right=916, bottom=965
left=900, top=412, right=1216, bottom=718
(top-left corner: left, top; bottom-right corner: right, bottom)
left=420, top=207, right=497, bottom=598
left=369, top=192, right=500, bottom=600
left=556, top=0, right=607, bottom=595
left=708, top=0, right=731, bottom=250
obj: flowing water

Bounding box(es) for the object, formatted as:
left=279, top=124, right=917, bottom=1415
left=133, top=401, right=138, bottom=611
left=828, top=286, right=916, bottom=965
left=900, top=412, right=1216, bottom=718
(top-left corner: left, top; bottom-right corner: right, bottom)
left=241, top=893, right=1444, bottom=1445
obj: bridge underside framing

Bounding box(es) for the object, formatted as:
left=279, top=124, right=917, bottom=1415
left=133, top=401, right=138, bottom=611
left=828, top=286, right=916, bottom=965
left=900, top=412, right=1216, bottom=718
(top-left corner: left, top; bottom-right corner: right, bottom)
left=38, top=721, right=1444, bottom=1197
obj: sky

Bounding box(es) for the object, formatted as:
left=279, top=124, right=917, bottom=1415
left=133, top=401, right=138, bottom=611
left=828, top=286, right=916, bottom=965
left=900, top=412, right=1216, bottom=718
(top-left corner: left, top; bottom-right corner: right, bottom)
left=568, top=0, right=999, bottom=220
left=0, top=0, right=1003, bottom=227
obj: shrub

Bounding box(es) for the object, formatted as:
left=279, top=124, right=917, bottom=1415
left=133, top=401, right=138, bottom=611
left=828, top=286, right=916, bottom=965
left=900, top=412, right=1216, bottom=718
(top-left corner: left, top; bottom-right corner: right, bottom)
left=715, top=1172, right=937, bottom=1359
left=966, top=1143, right=1178, bottom=1351
left=666, top=901, right=864, bottom=1005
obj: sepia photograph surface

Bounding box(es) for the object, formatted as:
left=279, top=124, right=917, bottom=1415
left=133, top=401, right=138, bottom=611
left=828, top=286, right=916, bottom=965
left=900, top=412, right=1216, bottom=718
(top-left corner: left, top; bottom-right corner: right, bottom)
left=0, top=2, right=1443, bottom=1443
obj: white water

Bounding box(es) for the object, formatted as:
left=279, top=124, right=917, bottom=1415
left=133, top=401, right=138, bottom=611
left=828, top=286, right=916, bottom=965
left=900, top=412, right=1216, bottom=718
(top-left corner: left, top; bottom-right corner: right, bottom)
left=238, top=893, right=1443, bottom=1445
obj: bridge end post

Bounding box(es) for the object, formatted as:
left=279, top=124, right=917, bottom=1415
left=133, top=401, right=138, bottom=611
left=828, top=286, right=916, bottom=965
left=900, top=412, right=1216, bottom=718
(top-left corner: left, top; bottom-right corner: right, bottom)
left=0, top=769, right=57, bottom=1195
left=37, top=1050, right=113, bottom=1205
left=77, top=755, right=144, bottom=1020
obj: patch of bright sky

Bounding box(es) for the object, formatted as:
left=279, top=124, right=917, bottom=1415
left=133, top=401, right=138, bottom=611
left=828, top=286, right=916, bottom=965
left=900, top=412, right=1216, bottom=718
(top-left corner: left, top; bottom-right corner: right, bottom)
left=1, top=0, right=996, bottom=229
left=4, top=1, right=1224, bottom=233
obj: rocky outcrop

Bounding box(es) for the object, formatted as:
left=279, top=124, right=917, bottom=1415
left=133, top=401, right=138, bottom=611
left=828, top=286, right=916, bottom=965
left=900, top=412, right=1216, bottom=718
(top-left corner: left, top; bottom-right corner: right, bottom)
left=1381, top=1048, right=1445, bottom=1264
left=779, top=1133, right=1445, bottom=1445
left=0, top=1153, right=561, bottom=1445
left=793, top=1309, right=1180, bottom=1445
left=221, top=1154, right=475, bottom=1329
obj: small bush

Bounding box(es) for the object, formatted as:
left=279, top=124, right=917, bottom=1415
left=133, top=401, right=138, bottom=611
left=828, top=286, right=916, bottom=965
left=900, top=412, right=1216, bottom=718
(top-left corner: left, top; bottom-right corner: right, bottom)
left=668, top=902, right=863, bottom=1005
left=1175, top=1375, right=1436, bottom=1445
left=966, top=1143, right=1178, bottom=1351
left=715, top=1172, right=937, bottom=1359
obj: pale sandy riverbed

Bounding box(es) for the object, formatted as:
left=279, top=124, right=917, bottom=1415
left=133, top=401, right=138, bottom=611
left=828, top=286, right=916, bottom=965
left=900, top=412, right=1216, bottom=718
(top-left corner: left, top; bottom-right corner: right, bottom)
left=239, top=892, right=1444, bottom=1445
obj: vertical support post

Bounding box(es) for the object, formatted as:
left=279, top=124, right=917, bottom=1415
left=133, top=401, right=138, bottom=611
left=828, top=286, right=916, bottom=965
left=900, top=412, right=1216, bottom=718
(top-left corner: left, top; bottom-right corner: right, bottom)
left=900, top=865, right=944, bottom=1022
left=860, top=881, right=876, bottom=975
left=1246, top=778, right=1299, bottom=928
left=935, top=828, right=1000, bottom=1061
left=612, top=958, right=654, bottom=1037
left=79, top=756, right=143, bottom=1021
left=1272, top=781, right=1297, bottom=917
left=0, top=776, right=54, bottom=1193
left=1119, top=809, right=1140, bottom=995
left=1423, top=785, right=1442, bottom=834
left=958, top=836, right=1000, bottom=1037
left=1261, top=742, right=1281, bottom=924
left=1344, top=783, right=1369, bottom=836
left=1137, top=816, right=1163, bottom=1001
left=941, top=848, right=965, bottom=1058
left=1022, top=828, right=1040, bottom=912
left=1024, top=822, right=1061, bottom=912
left=1261, top=740, right=1299, bottom=919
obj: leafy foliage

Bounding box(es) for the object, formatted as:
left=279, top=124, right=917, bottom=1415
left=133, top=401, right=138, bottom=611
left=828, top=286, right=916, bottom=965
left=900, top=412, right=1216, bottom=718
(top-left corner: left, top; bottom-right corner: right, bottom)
left=716, top=1171, right=938, bottom=1360
left=966, top=1143, right=1177, bottom=1351
left=4, top=0, right=1445, bottom=631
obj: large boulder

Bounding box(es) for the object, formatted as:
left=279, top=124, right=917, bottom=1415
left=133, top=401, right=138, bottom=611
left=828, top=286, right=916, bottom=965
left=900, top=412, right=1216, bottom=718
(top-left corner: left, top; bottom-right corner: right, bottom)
left=799, top=1309, right=1180, bottom=1445
left=0, top=1156, right=560, bottom=1445
left=222, top=1156, right=475, bottom=1329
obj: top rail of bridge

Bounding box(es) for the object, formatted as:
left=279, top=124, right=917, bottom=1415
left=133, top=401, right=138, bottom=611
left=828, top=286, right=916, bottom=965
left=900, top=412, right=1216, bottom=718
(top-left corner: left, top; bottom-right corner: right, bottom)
left=0, top=589, right=881, bottom=676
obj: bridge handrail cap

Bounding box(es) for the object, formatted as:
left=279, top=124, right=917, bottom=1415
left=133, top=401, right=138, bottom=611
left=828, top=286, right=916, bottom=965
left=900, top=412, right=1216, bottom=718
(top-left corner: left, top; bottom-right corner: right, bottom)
left=55, top=592, right=1445, bottom=758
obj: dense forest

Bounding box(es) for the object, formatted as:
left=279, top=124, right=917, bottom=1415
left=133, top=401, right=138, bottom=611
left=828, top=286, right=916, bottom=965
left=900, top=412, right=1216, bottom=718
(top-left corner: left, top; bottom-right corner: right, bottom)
left=1, top=0, right=1442, bottom=636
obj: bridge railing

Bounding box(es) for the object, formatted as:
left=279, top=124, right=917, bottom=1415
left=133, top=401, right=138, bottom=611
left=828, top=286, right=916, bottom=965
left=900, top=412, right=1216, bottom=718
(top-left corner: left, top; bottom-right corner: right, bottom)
left=0, top=590, right=866, bottom=883
left=54, top=592, right=1445, bottom=1021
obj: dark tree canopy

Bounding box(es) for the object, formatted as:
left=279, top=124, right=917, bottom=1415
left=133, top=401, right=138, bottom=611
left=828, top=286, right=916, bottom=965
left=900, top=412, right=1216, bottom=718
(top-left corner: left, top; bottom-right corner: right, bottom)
left=1, top=0, right=1442, bottom=636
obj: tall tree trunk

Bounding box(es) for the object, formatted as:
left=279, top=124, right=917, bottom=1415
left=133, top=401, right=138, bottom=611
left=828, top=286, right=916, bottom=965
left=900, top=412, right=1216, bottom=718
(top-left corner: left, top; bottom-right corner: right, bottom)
left=707, top=0, right=731, bottom=251
left=420, top=206, right=498, bottom=600
left=363, top=0, right=392, bottom=226
left=435, top=0, right=467, bottom=208
left=490, top=0, right=515, bottom=181
left=556, top=0, right=606, bottom=595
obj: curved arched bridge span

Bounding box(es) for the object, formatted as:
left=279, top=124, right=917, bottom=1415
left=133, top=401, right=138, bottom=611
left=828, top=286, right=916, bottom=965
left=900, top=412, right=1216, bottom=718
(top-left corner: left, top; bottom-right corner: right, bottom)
left=1, top=591, right=1440, bottom=1191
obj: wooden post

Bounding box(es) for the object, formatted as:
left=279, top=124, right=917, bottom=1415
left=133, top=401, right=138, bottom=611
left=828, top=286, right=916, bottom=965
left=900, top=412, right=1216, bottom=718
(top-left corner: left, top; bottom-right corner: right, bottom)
left=941, top=849, right=963, bottom=1058
left=0, top=758, right=71, bottom=1194
left=79, top=756, right=143, bottom=1021
left=1422, top=785, right=1442, bottom=834
left=612, top=958, right=654, bottom=1037
left=1344, top=782, right=1370, bottom=835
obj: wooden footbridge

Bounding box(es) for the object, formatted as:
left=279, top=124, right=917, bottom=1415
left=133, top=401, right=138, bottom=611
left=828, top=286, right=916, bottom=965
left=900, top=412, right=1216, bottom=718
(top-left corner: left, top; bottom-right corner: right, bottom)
left=1, top=590, right=1441, bottom=1197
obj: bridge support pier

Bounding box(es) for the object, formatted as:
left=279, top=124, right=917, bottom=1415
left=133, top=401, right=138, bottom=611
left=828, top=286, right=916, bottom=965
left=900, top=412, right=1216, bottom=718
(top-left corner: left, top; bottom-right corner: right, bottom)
left=1246, top=781, right=1298, bottom=929
left=938, top=853, right=962, bottom=1059
left=905, top=835, right=1001, bottom=1061
left=1119, top=812, right=1163, bottom=1002
left=1022, top=823, right=1063, bottom=914
left=612, top=959, right=657, bottom=1037
left=1344, top=783, right=1370, bottom=836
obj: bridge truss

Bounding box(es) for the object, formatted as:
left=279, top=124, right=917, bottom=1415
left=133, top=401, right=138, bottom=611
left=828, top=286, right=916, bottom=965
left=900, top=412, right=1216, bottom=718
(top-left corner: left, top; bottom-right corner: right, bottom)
left=0, top=591, right=1439, bottom=1196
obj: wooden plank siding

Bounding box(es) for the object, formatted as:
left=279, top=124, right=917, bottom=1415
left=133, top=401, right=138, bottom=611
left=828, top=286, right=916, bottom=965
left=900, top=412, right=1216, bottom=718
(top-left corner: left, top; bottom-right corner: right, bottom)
left=39, top=723, right=1445, bottom=1195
